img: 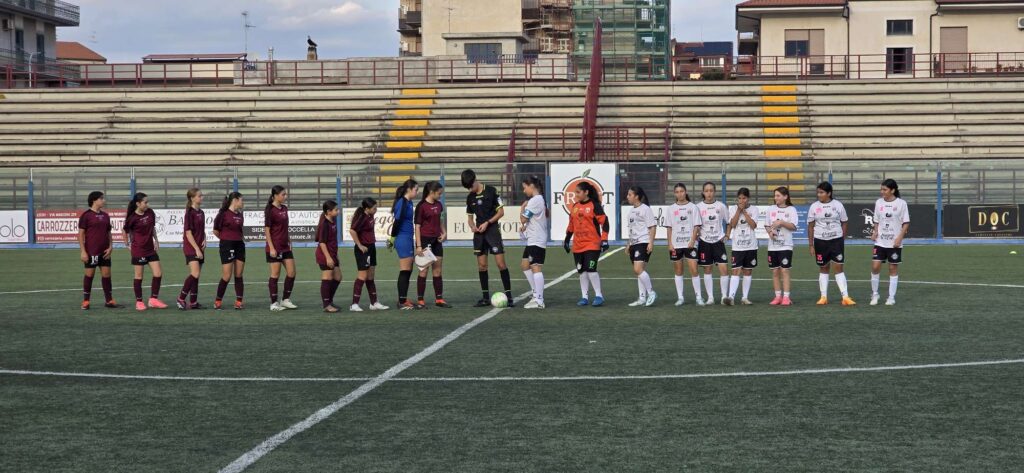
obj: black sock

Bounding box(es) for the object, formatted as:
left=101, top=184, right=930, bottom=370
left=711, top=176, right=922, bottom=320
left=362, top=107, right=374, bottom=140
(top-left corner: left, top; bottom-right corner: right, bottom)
left=499, top=269, right=512, bottom=301
left=478, top=270, right=489, bottom=299
left=398, top=270, right=412, bottom=303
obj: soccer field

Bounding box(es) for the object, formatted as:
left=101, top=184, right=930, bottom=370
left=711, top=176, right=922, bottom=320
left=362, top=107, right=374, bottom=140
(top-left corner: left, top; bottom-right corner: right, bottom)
left=1, top=245, right=1023, bottom=472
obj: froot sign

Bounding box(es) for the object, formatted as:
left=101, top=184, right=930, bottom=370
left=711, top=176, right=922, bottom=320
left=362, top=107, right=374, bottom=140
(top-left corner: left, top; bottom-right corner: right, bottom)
left=549, top=164, right=617, bottom=241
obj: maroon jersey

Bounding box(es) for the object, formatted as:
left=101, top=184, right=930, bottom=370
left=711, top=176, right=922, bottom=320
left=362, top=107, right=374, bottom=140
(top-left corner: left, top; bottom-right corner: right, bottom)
left=264, top=204, right=291, bottom=253
left=123, top=209, right=157, bottom=258
left=315, top=216, right=339, bottom=265
left=182, top=207, right=206, bottom=256
left=414, top=200, right=444, bottom=238
left=78, top=209, right=112, bottom=256
left=213, top=208, right=244, bottom=241
left=351, top=212, right=376, bottom=245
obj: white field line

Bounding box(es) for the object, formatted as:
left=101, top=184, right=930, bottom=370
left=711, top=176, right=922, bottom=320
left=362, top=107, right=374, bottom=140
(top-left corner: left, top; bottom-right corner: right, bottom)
left=3, top=276, right=1022, bottom=296
left=215, top=246, right=626, bottom=473
left=2, top=358, right=1021, bottom=384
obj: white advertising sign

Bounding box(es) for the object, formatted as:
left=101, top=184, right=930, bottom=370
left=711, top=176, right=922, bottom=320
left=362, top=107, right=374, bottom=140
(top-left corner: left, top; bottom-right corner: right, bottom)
left=445, top=207, right=524, bottom=241
left=549, top=163, right=618, bottom=241
left=341, top=208, right=393, bottom=243
left=0, top=210, right=29, bottom=243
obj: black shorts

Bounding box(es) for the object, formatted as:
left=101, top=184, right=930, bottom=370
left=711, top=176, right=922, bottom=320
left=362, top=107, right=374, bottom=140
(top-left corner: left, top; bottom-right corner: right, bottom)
left=131, top=253, right=160, bottom=266
left=814, top=238, right=846, bottom=266
left=219, top=241, right=246, bottom=264
left=574, top=250, right=601, bottom=273
left=473, top=227, right=505, bottom=256
left=420, top=236, right=444, bottom=257
left=185, top=255, right=205, bottom=266
left=265, top=251, right=295, bottom=264
left=522, top=246, right=547, bottom=266
left=768, top=250, right=794, bottom=270
left=84, top=254, right=112, bottom=269
left=697, top=240, right=728, bottom=267
left=319, top=261, right=340, bottom=272
left=730, top=249, right=759, bottom=269
left=670, top=247, right=698, bottom=262
left=629, top=243, right=651, bottom=263
left=872, top=245, right=903, bottom=265
left=354, top=244, right=377, bottom=271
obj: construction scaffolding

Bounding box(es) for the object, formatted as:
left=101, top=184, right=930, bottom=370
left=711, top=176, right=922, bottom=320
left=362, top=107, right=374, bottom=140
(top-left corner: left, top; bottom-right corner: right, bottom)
left=523, top=0, right=575, bottom=56
left=572, top=0, right=671, bottom=81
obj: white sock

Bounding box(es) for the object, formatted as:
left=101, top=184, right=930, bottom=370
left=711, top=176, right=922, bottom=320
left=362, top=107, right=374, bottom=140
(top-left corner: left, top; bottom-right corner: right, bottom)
left=588, top=272, right=603, bottom=298
left=783, top=291, right=790, bottom=297
left=534, top=272, right=545, bottom=302
left=728, top=275, right=740, bottom=299
left=742, top=275, right=752, bottom=299
left=639, top=271, right=653, bottom=294
left=819, top=273, right=829, bottom=297
left=703, top=273, right=714, bottom=300
left=579, top=273, right=590, bottom=298
left=674, top=275, right=685, bottom=300
left=636, top=278, right=645, bottom=299
left=524, top=270, right=537, bottom=297
left=691, top=277, right=703, bottom=300
left=870, top=273, right=880, bottom=295
left=719, top=276, right=729, bottom=300
left=888, top=276, right=899, bottom=299
left=835, top=272, right=849, bottom=297
left=775, top=290, right=782, bottom=297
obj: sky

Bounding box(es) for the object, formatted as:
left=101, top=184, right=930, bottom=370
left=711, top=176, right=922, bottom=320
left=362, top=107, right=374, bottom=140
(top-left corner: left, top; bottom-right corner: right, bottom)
left=59, top=0, right=737, bottom=63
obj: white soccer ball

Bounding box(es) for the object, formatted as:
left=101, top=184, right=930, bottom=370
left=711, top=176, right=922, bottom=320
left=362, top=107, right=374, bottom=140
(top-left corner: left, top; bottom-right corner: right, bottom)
left=490, top=292, right=509, bottom=308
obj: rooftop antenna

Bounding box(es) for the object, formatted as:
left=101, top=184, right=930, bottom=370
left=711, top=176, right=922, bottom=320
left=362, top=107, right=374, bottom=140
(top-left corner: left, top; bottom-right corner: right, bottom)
left=242, top=11, right=256, bottom=57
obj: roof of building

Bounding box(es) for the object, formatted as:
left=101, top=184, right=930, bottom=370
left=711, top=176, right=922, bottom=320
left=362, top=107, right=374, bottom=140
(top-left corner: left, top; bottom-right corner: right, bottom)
left=142, top=53, right=248, bottom=63
left=56, top=41, right=106, bottom=62
left=675, top=42, right=734, bottom=57
left=737, top=0, right=846, bottom=7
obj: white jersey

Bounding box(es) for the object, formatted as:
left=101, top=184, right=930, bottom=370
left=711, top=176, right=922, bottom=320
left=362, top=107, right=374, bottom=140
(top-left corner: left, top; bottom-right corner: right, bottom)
left=807, top=199, right=848, bottom=241
left=766, top=205, right=799, bottom=251
left=874, top=197, right=909, bottom=249
left=521, top=195, right=548, bottom=248
left=664, top=202, right=702, bottom=248
left=627, top=204, right=657, bottom=245
left=697, top=200, right=728, bottom=244
left=728, top=205, right=761, bottom=251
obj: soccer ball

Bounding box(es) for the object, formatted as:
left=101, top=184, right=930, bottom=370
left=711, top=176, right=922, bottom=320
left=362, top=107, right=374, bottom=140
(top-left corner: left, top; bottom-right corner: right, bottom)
left=490, top=292, right=509, bottom=308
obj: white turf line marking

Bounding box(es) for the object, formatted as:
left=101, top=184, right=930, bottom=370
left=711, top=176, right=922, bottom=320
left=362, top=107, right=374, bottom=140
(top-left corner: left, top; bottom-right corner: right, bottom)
left=216, top=246, right=626, bottom=473
left=3, top=358, right=1022, bottom=384
left=4, top=277, right=1024, bottom=296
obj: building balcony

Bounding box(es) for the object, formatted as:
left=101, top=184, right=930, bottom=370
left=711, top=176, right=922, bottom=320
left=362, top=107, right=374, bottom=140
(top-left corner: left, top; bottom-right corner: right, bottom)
left=0, top=0, right=80, bottom=26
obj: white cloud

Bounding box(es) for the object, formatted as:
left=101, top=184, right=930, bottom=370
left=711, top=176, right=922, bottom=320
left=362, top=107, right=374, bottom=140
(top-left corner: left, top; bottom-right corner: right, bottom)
left=266, top=1, right=389, bottom=30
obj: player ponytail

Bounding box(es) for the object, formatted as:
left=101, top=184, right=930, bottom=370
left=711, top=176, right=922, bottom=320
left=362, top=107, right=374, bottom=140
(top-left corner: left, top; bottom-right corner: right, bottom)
left=394, top=179, right=418, bottom=203
left=220, top=191, right=243, bottom=213
left=522, top=175, right=548, bottom=216
left=419, top=181, right=443, bottom=207
left=265, top=185, right=285, bottom=212
left=627, top=186, right=649, bottom=206
left=882, top=178, right=901, bottom=199
left=185, top=188, right=201, bottom=212
left=127, top=192, right=147, bottom=215
left=774, top=186, right=793, bottom=207
left=576, top=181, right=604, bottom=214
left=674, top=183, right=690, bottom=203
left=353, top=197, right=377, bottom=226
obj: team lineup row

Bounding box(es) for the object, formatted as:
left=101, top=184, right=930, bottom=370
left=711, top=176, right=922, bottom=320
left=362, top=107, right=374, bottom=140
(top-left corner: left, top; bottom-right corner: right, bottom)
left=74, top=169, right=911, bottom=312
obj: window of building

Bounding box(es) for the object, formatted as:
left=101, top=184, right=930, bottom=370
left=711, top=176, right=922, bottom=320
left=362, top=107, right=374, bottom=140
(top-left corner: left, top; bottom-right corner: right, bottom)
left=887, top=20, right=913, bottom=36
left=887, top=47, right=913, bottom=74
left=465, top=43, right=501, bottom=64
left=784, top=29, right=821, bottom=58
left=700, top=57, right=724, bottom=67
left=36, top=33, right=45, bottom=60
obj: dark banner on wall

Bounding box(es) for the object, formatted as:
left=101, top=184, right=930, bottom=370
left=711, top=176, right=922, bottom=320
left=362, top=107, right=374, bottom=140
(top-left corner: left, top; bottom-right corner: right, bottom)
left=943, top=204, right=1023, bottom=238
left=846, top=203, right=938, bottom=240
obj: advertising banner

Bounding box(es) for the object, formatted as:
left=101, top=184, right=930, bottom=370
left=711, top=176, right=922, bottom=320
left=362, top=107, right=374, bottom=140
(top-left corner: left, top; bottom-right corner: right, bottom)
left=550, top=164, right=618, bottom=241
left=446, top=207, right=524, bottom=241
left=846, top=202, right=938, bottom=239
left=341, top=208, right=394, bottom=243
left=0, top=211, right=29, bottom=243
left=943, top=204, right=1023, bottom=238
left=36, top=209, right=127, bottom=244
left=242, top=209, right=320, bottom=243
